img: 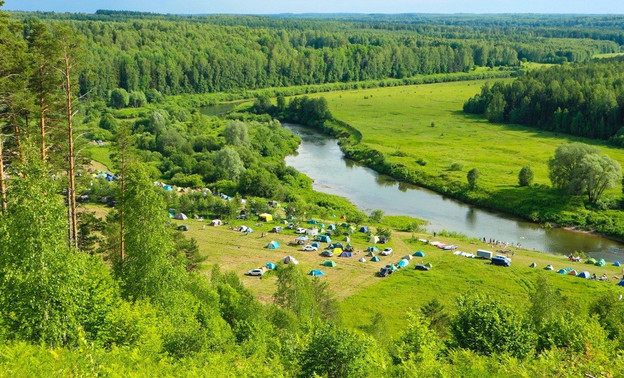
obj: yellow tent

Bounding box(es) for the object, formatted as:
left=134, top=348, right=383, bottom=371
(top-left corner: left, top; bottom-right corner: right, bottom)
left=259, top=213, right=273, bottom=221
left=333, top=248, right=343, bottom=254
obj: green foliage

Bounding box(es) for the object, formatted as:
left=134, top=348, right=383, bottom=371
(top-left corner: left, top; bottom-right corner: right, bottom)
left=420, top=299, right=450, bottom=337
left=128, top=90, right=147, bottom=107
left=300, top=323, right=380, bottom=378
left=214, top=147, right=245, bottom=182
left=223, top=120, right=250, bottom=147
left=394, top=311, right=440, bottom=365
left=109, top=88, right=130, bottom=109
left=369, top=209, right=384, bottom=223
left=451, top=295, right=536, bottom=359
left=467, top=167, right=480, bottom=188
left=518, top=165, right=534, bottom=186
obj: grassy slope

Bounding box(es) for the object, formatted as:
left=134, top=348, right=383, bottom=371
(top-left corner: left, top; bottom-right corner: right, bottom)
left=306, top=79, right=624, bottom=228
left=170, top=217, right=623, bottom=333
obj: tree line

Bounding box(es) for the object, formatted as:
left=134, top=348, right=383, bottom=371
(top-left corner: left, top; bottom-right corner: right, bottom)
left=4, top=11, right=620, bottom=99
left=464, top=56, right=624, bottom=141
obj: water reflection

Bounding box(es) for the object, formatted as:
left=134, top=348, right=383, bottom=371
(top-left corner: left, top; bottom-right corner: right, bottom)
left=283, top=123, right=624, bottom=260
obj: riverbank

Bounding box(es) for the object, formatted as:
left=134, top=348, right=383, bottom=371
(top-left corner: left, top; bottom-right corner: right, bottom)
left=296, top=80, right=624, bottom=244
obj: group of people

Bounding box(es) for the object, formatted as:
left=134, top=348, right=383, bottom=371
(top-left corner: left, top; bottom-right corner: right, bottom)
left=482, top=237, right=521, bottom=249
left=567, top=253, right=582, bottom=262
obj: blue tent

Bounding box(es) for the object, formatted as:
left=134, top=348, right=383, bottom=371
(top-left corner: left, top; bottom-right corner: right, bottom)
left=398, top=259, right=410, bottom=268
left=311, top=242, right=321, bottom=248
left=266, top=262, right=276, bottom=270
left=557, top=269, right=567, bottom=274
left=359, top=226, right=369, bottom=233
left=308, top=219, right=318, bottom=225
left=614, top=261, right=621, bottom=267
left=163, top=185, right=173, bottom=191
left=544, top=265, right=554, bottom=271
left=320, top=224, right=326, bottom=228
left=328, top=224, right=336, bottom=230
left=578, top=271, right=591, bottom=279
left=266, top=241, right=280, bottom=249
left=366, top=246, right=379, bottom=253
left=618, top=279, right=624, bottom=287
left=413, top=251, right=425, bottom=257
left=309, top=270, right=325, bottom=276
left=371, top=256, right=380, bottom=262
left=339, top=251, right=352, bottom=258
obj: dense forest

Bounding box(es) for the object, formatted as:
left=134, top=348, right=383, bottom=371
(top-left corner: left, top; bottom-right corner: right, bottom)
left=5, top=10, right=621, bottom=98
left=464, top=57, right=624, bottom=141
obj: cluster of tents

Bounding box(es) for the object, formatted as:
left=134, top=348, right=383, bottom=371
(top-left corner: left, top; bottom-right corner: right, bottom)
left=533, top=259, right=624, bottom=286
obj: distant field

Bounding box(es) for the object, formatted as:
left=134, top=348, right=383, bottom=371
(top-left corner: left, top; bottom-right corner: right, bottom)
left=593, top=52, right=624, bottom=59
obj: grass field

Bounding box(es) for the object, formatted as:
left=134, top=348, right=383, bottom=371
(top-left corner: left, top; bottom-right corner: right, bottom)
left=170, top=215, right=622, bottom=332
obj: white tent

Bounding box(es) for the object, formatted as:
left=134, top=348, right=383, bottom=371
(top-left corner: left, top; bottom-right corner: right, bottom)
left=358, top=258, right=366, bottom=262
left=174, top=213, right=188, bottom=220
left=369, top=235, right=379, bottom=244
left=403, top=254, right=413, bottom=260
left=211, top=219, right=222, bottom=226
left=306, top=228, right=319, bottom=236
left=282, top=256, right=299, bottom=265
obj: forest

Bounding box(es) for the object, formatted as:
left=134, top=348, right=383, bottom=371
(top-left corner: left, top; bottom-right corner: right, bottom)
left=3, top=4, right=624, bottom=375
left=464, top=57, right=624, bottom=141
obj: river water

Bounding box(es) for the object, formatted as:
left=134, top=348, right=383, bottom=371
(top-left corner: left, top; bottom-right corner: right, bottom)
left=283, top=123, right=624, bottom=261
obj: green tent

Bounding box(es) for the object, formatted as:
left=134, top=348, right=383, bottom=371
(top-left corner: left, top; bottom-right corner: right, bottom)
left=316, top=235, right=331, bottom=243
left=413, top=251, right=425, bottom=257
left=323, top=260, right=337, bottom=267
left=308, top=219, right=318, bottom=224
left=424, top=262, right=433, bottom=269
left=342, top=236, right=351, bottom=243
left=595, top=258, right=606, bottom=267
left=371, top=256, right=380, bottom=262
left=389, top=265, right=398, bottom=272
left=366, top=246, right=380, bottom=253
left=586, top=258, right=597, bottom=264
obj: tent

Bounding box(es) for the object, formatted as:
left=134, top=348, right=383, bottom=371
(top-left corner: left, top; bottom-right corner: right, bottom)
left=267, top=241, right=280, bottom=249
left=339, top=251, right=352, bottom=258
left=565, top=268, right=573, bottom=272
left=309, top=270, right=325, bottom=276
left=529, top=262, right=537, bottom=268
left=246, top=228, right=254, bottom=233
left=359, top=226, right=369, bottom=233
left=618, top=279, right=624, bottom=287
left=369, top=235, right=380, bottom=244
left=163, top=185, right=173, bottom=191
left=557, top=269, right=567, bottom=274
left=366, top=246, right=380, bottom=253
left=311, top=242, right=321, bottom=248
left=323, top=260, right=337, bottom=267
left=413, top=251, right=425, bottom=257
left=388, top=265, right=398, bottom=272
left=266, top=262, right=276, bottom=270
left=259, top=213, right=273, bottom=222
left=308, top=219, right=318, bottom=225
left=403, top=254, right=413, bottom=260
left=333, top=247, right=343, bottom=254
left=282, top=256, right=299, bottom=265
left=415, top=264, right=430, bottom=271
left=210, top=219, right=222, bottom=226
left=341, top=223, right=349, bottom=228
left=316, top=235, right=331, bottom=243
left=329, top=242, right=344, bottom=249
left=614, top=261, right=621, bottom=267
left=424, top=262, right=433, bottom=269
left=595, top=259, right=606, bottom=267
left=578, top=271, right=591, bottom=279
left=342, top=236, right=351, bottom=243
left=307, top=228, right=319, bottom=236
left=174, top=213, right=188, bottom=220
left=586, top=258, right=597, bottom=264
left=568, top=269, right=578, bottom=276
left=320, top=224, right=326, bottom=229
left=177, top=225, right=189, bottom=231
left=344, top=243, right=354, bottom=252
left=238, top=225, right=248, bottom=232
left=371, top=256, right=380, bottom=262
left=358, top=258, right=366, bottom=262
left=544, top=265, right=554, bottom=271
left=328, top=224, right=337, bottom=230
left=398, top=259, right=409, bottom=268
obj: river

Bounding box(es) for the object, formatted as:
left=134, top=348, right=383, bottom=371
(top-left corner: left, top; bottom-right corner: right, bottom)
left=283, top=123, right=624, bottom=261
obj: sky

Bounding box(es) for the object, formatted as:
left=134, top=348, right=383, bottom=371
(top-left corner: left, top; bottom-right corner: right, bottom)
left=3, top=0, right=624, bottom=15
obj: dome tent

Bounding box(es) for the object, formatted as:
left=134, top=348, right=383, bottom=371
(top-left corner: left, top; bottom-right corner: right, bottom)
left=282, top=256, right=299, bottom=265
left=577, top=271, right=591, bottom=279
left=323, top=260, right=337, bottom=267
left=371, top=256, right=380, bottom=262
left=265, top=262, right=276, bottom=270
left=309, top=269, right=325, bottom=276
left=266, top=241, right=280, bottom=249
left=413, top=251, right=425, bottom=257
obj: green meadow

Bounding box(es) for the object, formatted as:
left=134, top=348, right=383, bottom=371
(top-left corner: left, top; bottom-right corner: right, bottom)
left=306, top=79, right=624, bottom=235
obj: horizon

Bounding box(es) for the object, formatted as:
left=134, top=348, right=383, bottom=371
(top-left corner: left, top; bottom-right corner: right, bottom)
left=4, top=0, right=624, bottom=16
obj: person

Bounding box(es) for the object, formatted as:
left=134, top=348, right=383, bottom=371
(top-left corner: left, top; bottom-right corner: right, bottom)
left=592, top=273, right=597, bottom=280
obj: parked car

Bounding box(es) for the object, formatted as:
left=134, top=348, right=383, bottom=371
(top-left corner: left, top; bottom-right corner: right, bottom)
left=246, top=269, right=264, bottom=276
left=287, top=223, right=295, bottom=229
left=271, top=226, right=283, bottom=233
left=301, top=245, right=318, bottom=252
left=320, top=250, right=334, bottom=257
left=491, top=255, right=512, bottom=267
left=381, top=248, right=393, bottom=256
left=295, top=228, right=307, bottom=234
left=378, top=237, right=389, bottom=244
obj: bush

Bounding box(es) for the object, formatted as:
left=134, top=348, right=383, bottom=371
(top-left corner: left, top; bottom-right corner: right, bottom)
left=518, top=166, right=534, bottom=186
left=449, top=162, right=463, bottom=171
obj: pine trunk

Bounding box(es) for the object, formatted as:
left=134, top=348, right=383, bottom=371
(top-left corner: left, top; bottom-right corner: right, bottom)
left=63, top=53, right=78, bottom=250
